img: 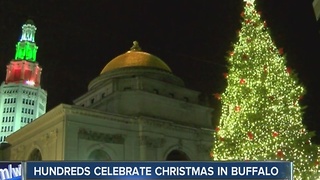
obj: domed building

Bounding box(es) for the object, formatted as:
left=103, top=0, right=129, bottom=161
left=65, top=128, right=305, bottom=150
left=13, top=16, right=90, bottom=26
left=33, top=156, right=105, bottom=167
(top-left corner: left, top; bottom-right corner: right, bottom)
left=1, top=41, right=214, bottom=161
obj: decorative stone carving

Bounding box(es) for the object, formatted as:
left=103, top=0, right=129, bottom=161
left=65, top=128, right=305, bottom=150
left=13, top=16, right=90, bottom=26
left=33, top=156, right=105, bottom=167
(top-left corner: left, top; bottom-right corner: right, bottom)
left=78, top=128, right=124, bottom=144
left=139, top=136, right=165, bottom=148
left=50, top=129, right=58, bottom=139
left=40, top=133, right=49, bottom=142
left=12, top=145, right=26, bottom=160
left=39, top=129, right=58, bottom=148
left=18, top=145, right=26, bottom=152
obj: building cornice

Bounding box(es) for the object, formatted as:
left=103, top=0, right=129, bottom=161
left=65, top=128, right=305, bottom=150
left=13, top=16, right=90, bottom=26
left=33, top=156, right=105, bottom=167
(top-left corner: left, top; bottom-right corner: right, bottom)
left=65, top=106, right=214, bottom=135
left=6, top=104, right=68, bottom=144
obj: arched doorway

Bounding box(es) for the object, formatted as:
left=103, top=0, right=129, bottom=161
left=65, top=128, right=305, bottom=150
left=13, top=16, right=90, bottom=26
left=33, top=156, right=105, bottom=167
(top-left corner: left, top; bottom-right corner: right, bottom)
left=28, top=148, right=42, bottom=161
left=166, top=150, right=190, bottom=161
left=88, top=149, right=111, bottom=161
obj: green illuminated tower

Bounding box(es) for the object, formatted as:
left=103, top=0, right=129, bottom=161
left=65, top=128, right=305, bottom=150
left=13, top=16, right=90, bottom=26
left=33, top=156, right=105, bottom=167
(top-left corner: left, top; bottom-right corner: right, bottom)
left=0, top=20, right=47, bottom=142
left=212, top=0, right=320, bottom=179
left=15, top=19, right=38, bottom=62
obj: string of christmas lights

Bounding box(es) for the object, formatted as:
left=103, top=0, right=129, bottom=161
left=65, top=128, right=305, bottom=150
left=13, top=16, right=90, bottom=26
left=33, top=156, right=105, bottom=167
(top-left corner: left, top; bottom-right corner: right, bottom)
left=212, top=0, right=320, bottom=179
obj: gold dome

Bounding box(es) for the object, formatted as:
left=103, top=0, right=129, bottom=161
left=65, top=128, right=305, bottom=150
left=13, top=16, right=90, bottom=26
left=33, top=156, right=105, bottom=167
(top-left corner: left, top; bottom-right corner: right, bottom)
left=100, top=41, right=172, bottom=74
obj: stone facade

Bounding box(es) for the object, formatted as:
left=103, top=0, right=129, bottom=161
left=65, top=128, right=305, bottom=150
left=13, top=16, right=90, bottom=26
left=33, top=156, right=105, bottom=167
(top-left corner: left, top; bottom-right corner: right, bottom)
left=3, top=104, right=213, bottom=161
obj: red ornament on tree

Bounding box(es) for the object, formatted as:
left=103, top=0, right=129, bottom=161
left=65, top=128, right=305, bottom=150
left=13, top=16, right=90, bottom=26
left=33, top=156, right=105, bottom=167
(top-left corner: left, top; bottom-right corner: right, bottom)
left=278, top=48, right=284, bottom=55
left=245, top=19, right=251, bottom=24
left=263, top=21, right=267, bottom=28
left=240, top=78, right=246, bottom=84
left=268, top=96, right=275, bottom=101
left=277, top=150, right=284, bottom=158
left=229, top=51, right=234, bottom=56
left=306, top=140, right=310, bottom=145
left=263, top=65, right=268, bottom=73
left=235, top=106, right=241, bottom=112
left=223, top=73, right=228, bottom=79
left=247, top=131, right=254, bottom=140
left=210, top=151, right=214, bottom=158
left=240, top=11, right=245, bottom=17
left=272, top=131, right=279, bottom=138
left=219, top=137, right=225, bottom=141
left=213, top=93, right=221, bottom=100
left=215, top=127, right=220, bottom=132
left=298, top=95, right=304, bottom=100
left=315, top=161, right=319, bottom=166
left=257, top=11, right=262, bottom=15
left=286, top=67, right=292, bottom=74
left=242, top=54, right=248, bottom=60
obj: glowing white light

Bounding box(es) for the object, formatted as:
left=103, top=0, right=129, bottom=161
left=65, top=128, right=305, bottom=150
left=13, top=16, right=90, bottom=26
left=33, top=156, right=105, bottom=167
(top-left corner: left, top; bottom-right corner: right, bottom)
left=20, top=24, right=37, bottom=42
left=26, top=80, right=35, bottom=86
left=243, top=0, right=255, bottom=3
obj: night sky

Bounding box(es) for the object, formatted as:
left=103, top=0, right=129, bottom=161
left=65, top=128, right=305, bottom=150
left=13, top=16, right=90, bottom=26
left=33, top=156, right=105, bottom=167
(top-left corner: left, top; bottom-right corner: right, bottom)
left=1, top=0, right=320, bottom=132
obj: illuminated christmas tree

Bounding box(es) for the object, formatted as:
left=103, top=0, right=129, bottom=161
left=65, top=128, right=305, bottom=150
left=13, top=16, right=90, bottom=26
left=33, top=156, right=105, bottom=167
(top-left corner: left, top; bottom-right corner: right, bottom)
left=212, top=0, right=320, bottom=179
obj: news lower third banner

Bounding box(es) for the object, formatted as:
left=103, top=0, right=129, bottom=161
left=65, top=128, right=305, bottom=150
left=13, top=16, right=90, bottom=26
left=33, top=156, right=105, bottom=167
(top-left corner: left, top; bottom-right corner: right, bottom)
left=0, top=161, right=293, bottom=180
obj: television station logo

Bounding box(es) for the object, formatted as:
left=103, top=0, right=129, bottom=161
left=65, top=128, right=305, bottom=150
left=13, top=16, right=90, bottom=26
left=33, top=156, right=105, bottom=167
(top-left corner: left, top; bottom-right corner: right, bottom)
left=0, top=163, right=22, bottom=180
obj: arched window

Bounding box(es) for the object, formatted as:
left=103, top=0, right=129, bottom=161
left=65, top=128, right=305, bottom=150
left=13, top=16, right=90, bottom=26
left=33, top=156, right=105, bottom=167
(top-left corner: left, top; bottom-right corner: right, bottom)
left=28, top=148, right=42, bottom=161
left=166, top=150, right=190, bottom=161
left=88, top=149, right=111, bottom=161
